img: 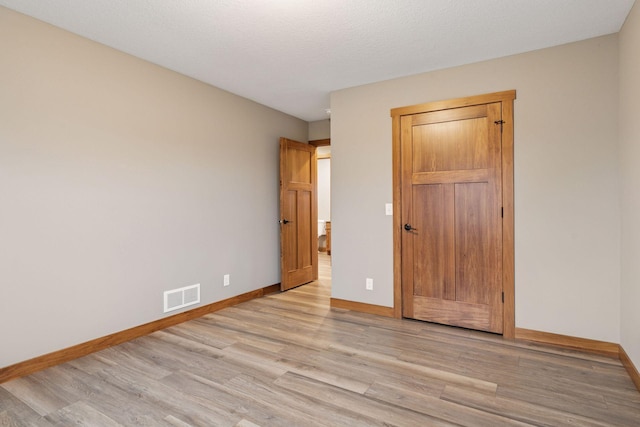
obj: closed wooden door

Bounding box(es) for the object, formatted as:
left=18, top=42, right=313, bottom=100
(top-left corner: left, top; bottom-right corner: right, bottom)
left=279, top=138, right=318, bottom=291
left=400, top=101, right=504, bottom=333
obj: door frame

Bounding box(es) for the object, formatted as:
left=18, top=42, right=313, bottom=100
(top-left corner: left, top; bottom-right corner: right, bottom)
left=390, top=90, right=516, bottom=338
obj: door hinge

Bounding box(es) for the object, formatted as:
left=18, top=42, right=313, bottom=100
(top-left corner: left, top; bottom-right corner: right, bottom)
left=502, top=292, right=504, bottom=303
left=501, top=207, right=504, bottom=218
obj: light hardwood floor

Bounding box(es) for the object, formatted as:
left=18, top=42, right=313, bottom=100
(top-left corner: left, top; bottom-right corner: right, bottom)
left=1, top=253, right=639, bottom=426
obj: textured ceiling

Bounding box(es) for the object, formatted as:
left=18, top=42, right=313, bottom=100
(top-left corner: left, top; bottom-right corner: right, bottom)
left=0, top=0, right=635, bottom=121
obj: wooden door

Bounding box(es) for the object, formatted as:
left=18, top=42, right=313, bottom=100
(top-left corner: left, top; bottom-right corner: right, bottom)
left=399, top=101, right=505, bottom=333
left=279, top=137, right=318, bottom=291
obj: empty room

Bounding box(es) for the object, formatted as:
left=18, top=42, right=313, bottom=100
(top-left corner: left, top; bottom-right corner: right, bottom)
left=1, top=1, right=640, bottom=425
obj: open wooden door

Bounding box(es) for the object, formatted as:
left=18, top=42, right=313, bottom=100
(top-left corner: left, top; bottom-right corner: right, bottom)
left=279, top=138, right=318, bottom=291
left=393, top=91, right=515, bottom=334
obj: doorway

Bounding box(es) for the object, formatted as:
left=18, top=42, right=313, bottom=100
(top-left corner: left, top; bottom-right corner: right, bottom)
left=315, top=144, right=331, bottom=255
left=278, top=136, right=331, bottom=292
left=391, top=91, right=515, bottom=337
left=312, top=138, right=332, bottom=297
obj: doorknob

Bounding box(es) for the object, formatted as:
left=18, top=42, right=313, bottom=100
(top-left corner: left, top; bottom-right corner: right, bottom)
left=280, top=219, right=291, bottom=224
left=404, top=223, right=417, bottom=231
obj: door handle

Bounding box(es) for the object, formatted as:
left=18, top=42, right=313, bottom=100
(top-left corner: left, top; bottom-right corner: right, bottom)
left=280, top=219, right=291, bottom=224
left=404, top=223, right=417, bottom=231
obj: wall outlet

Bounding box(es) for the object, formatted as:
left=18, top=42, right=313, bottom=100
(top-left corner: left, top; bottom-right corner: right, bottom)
left=385, top=203, right=393, bottom=216
left=366, top=278, right=373, bottom=290
left=223, top=274, right=230, bottom=287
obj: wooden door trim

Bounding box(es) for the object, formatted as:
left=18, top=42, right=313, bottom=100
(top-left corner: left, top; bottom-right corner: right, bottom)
left=309, top=138, right=330, bottom=147
left=500, top=95, right=516, bottom=338
left=391, top=90, right=516, bottom=338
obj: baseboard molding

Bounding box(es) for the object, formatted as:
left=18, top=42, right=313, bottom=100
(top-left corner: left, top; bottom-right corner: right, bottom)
left=330, top=298, right=395, bottom=318
left=619, top=345, right=640, bottom=392
left=0, top=283, right=281, bottom=384
left=515, top=328, right=619, bottom=358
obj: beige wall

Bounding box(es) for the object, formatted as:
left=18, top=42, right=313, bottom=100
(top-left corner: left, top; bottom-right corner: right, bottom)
left=331, top=35, right=621, bottom=343
left=309, top=119, right=331, bottom=141
left=619, top=0, right=640, bottom=370
left=0, top=7, right=307, bottom=368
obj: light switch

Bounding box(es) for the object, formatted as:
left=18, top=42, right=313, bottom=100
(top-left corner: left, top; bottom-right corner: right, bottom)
left=385, top=203, right=393, bottom=216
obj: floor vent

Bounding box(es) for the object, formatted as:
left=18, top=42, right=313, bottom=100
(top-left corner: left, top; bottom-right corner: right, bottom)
left=163, top=283, right=200, bottom=313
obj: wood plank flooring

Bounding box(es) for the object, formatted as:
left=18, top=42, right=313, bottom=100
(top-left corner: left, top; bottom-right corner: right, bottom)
left=1, top=253, right=639, bottom=426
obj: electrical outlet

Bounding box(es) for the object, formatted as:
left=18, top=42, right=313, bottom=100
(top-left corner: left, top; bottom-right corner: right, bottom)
left=366, top=278, right=373, bottom=290
left=223, top=274, right=230, bottom=287
left=385, top=203, right=393, bottom=216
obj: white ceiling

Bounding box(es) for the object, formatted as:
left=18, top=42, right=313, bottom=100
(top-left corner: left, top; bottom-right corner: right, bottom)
left=1, top=0, right=635, bottom=121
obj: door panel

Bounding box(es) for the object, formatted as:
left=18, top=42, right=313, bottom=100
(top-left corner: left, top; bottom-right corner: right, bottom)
left=298, top=191, right=312, bottom=268
left=287, top=149, right=312, bottom=183
left=412, top=297, right=493, bottom=331
left=279, top=138, right=318, bottom=291
left=401, top=102, right=504, bottom=333
left=283, top=190, right=298, bottom=272
left=412, top=110, right=489, bottom=173
left=455, top=182, right=497, bottom=305
left=411, top=184, right=454, bottom=301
